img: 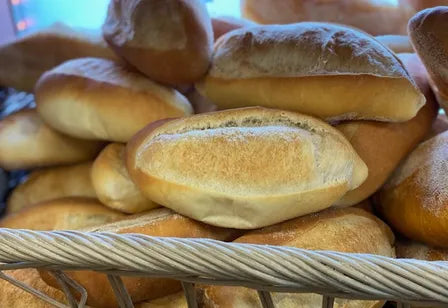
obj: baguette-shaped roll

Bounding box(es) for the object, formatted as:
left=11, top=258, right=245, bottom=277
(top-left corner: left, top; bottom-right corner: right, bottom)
left=91, top=143, right=158, bottom=213
left=409, top=7, right=448, bottom=113
left=241, top=0, right=415, bottom=36
left=35, top=58, right=193, bottom=142
left=103, top=0, right=213, bottom=85
left=0, top=109, right=103, bottom=170
left=0, top=197, right=124, bottom=230
left=39, top=208, right=241, bottom=308
left=0, top=22, right=119, bottom=92
left=335, top=53, right=438, bottom=206
left=375, top=35, right=413, bottom=53
left=197, top=23, right=425, bottom=122
left=201, top=208, right=394, bottom=308
left=211, top=16, right=256, bottom=41
left=126, top=107, right=368, bottom=229
left=378, top=131, right=448, bottom=248
left=7, top=162, right=96, bottom=213
left=0, top=269, right=67, bottom=308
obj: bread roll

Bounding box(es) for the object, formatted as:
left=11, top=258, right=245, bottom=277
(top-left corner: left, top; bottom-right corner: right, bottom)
left=91, top=143, right=157, bottom=213
left=241, top=0, right=415, bottom=36
left=0, top=109, right=103, bottom=170
left=102, top=0, right=213, bottom=85
left=201, top=207, right=394, bottom=308
left=211, top=16, right=256, bottom=41
left=409, top=7, right=448, bottom=114
left=39, top=208, right=241, bottom=308
left=0, top=197, right=124, bottom=230
left=406, top=0, right=448, bottom=11
left=126, top=107, right=367, bottom=229
left=197, top=23, right=425, bottom=122
left=377, top=130, right=448, bottom=248
left=0, top=22, right=119, bottom=92
left=335, top=53, right=438, bottom=206
left=35, top=58, right=193, bottom=142
left=0, top=269, right=67, bottom=308
left=375, top=35, right=413, bottom=53
left=7, top=162, right=96, bottom=213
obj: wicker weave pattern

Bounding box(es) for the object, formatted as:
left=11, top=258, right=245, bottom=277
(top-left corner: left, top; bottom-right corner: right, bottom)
left=0, top=229, right=446, bottom=308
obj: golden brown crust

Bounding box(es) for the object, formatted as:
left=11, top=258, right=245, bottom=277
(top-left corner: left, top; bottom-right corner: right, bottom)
left=0, top=22, right=119, bottom=92
left=198, top=23, right=424, bottom=122
left=0, top=197, right=124, bottom=230
left=241, top=0, right=415, bottom=36
left=91, top=143, right=158, bottom=213
left=126, top=107, right=367, bottom=229
left=409, top=7, right=448, bottom=113
left=0, top=109, right=104, bottom=170
left=40, top=208, right=241, bottom=308
left=201, top=207, right=394, bottom=308
left=335, top=53, right=438, bottom=206
left=375, top=35, right=413, bottom=54
left=35, top=58, right=192, bottom=142
left=0, top=269, right=67, bottom=308
left=103, top=0, right=213, bottom=85
left=211, top=16, right=256, bottom=41
left=7, top=161, right=96, bottom=213
left=378, top=131, right=448, bottom=248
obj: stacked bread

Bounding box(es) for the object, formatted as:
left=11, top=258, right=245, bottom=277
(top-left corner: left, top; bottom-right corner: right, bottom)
left=1, top=0, right=448, bottom=307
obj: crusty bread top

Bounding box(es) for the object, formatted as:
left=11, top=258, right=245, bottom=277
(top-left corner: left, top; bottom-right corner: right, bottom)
left=383, top=131, right=448, bottom=212
left=39, top=57, right=192, bottom=114
left=129, top=107, right=367, bottom=196
left=234, top=207, right=395, bottom=256
left=209, top=22, right=415, bottom=82
left=408, top=7, right=448, bottom=97
left=103, top=0, right=212, bottom=51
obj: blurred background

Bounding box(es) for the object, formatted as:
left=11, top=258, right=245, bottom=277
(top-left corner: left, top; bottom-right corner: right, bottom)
left=0, top=0, right=241, bottom=44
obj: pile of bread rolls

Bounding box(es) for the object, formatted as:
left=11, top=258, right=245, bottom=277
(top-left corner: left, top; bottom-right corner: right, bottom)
left=0, top=0, right=448, bottom=307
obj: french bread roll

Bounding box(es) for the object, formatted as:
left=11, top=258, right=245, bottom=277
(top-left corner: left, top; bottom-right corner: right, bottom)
left=408, top=7, right=448, bottom=114
left=0, top=22, right=119, bottom=92
left=240, top=0, right=415, bottom=36
left=0, top=109, right=103, bottom=170
left=0, top=269, right=67, bottom=308
left=35, top=58, right=193, bottom=142
left=377, top=130, right=448, bottom=248
left=39, top=208, right=241, bottom=308
left=375, top=35, right=413, bottom=53
left=136, top=292, right=187, bottom=308
left=0, top=197, right=125, bottom=230
left=102, top=0, right=213, bottom=85
left=335, top=53, right=438, bottom=206
left=196, top=23, right=425, bottom=122
left=211, top=16, right=256, bottom=41
left=406, top=0, right=448, bottom=11
left=7, top=162, right=96, bottom=213
left=91, top=143, right=157, bottom=213
left=201, top=207, right=395, bottom=308
left=126, top=107, right=367, bottom=229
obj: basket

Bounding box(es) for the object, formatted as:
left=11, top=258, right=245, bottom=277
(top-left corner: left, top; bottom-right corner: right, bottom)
left=0, top=228, right=447, bottom=308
